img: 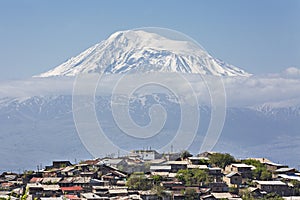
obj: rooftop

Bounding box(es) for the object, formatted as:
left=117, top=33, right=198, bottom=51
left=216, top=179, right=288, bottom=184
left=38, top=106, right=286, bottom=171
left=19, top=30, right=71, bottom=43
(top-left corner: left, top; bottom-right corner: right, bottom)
left=226, top=172, right=241, bottom=178
left=61, top=186, right=83, bottom=191
left=150, top=165, right=171, bottom=171
left=231, top=163, right=252, bottom=168
left=275, top=167, right=295, bottom=173
left=255, top=180, right=287, bottom=186
left=166, top=161, right=188, bottom=165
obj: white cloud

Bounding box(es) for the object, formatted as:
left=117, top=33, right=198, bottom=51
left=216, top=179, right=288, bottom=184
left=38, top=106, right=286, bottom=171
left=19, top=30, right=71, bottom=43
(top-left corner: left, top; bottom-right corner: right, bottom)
left=0, top=69, right=299, bottom=108
left=282, top=67, right=300, bottom=78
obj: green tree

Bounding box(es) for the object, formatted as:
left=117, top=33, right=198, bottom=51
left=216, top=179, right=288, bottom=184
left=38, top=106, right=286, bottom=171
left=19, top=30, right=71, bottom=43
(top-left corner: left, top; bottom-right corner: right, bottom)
left=126, top=172, right=151, bottom=190
left=151, top=185, right=165, bottom=198
left=260, top=169, right=272, bottom=180
left=152, top=175, right=163, bottom=185
left=208, top=153, right=235, bottom=169
left=242, top=159, right=271, bottom=180
left=176, top=169, right=208, bottom=186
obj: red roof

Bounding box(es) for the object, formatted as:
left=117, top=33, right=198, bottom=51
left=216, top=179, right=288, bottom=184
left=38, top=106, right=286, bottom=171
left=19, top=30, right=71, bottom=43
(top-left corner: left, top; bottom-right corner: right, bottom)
left=30, top=177, right=43, bottom=183
left=61, top=186, right=83, bottom=191
left=64, top=195, right=81, bottom=200
left=1, top=182, right=13, bottom=187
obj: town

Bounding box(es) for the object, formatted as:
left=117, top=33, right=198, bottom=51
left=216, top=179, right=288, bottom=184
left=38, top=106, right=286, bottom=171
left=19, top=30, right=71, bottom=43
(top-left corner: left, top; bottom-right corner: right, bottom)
left=1, top=150, right=300, bottom=200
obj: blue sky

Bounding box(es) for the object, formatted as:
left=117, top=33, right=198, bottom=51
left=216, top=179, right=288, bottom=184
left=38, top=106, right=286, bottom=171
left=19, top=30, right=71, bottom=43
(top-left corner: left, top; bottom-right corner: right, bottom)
left=0, top=0, right=299, bottom=80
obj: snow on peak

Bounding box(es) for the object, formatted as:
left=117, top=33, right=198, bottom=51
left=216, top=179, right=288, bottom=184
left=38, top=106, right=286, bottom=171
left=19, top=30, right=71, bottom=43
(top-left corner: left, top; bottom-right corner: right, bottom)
left=37, top=29, right=251, bottom=77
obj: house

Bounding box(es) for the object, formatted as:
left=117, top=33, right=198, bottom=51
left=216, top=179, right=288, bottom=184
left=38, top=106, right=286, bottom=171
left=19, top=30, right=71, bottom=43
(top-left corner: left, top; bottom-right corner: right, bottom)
left=75, top=164, right=90, bottom=172
left=139, top=190, right=158, bottom=200
left=255, top=180, right=292, bottom=196
left=90, top=179, right=109, bottom=187
left=171, top=186, right=201, bottom=199
left=208, top=167, right=223, bottom=182
left=208, top=182, right=228, bottom=192
left=42, top=177, right=62, bottom=184
left=225, top=163, right=252, bottom=179
left=150, top=165, right=171, bottom=172
left=64, top=195, right=82, bottom=200
left=246, top=187, right=264, bottom=198
left=0, top=172, right=18, bottom=181
left=263, top=162, right=288, bottom=172
left=92, top=186, right=109, bottom=196
left=166, top=161, right=188, bottom=172
left=188, top=157, right=209, bottom=165
left=211, top=192, right=234, bottom=199
left=273, top=168, right=297, bottom=179
left=72, top=177, right=91, bottom=191
left=45, top=161, right=72, bottom=170
left=277, top=174, right=300, bottom=182
left=274, top=168, right=296, bottom=175
left=98, top=158, right=127, bottom=169
left=29, top=177, right=43, bottom=183
left=223, top=172, right=242, bottom=187
left=27, top=183, right=44, bottom=198
left=187, top=164, right=208, bottom=170
left=200, top=194, right=217, bottom=200
left=61, top=166, right=79, bottom=177
left=108, top=188, right=128, bottom=197
left=130, top=150, right=161, bottom=160
left=80, top=172, right=97, bottom=178
left=160, top=181, right=183, bottom=189
left=41, top=184, right=61, bottom=197
left=43, top=169, right=62, bottom=178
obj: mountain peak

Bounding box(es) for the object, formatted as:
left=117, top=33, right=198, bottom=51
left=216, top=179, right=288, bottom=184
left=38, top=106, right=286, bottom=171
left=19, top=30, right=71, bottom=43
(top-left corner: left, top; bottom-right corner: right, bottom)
left=37, top=29, right=251, bottom=77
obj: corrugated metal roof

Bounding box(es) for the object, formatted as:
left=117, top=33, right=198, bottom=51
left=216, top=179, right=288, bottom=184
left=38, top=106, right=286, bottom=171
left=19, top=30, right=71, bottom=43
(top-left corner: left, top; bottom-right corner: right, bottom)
left=42, top=177, right=62, bottom=184
left=188, top=157, right=209, bottom=160
left=42, top=185, right=60, bottom=191
left=275, top=167, right=295, bottom=172
left=108, top=189, right=128, bottom=194
left=231, top=163, right=252, bottom=168
left=263, top=162, right=286, bottom=167
left=211, top=192, right=233, bottom=198
left=150, top=165, right=171, bottom=170
left=278, top=174, right=300, bottom=181
left=255, top=180, right=287, bottom=185
left=166, top=161, right=188, bottom=165
left=81, top=193, right=102, bottom=199
left=187, top=164, right=208, bottom=169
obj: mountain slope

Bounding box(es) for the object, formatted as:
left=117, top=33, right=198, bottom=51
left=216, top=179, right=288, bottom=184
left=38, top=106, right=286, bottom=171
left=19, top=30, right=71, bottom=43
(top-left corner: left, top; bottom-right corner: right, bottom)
left=0, top=94, right=299, bottom=171
left=37, top=30, right=250, bottom=77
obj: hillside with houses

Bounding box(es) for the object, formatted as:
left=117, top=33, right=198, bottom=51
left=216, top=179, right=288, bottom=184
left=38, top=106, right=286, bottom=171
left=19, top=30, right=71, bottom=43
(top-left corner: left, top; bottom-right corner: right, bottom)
left=1, top=150, right=300, bottom=200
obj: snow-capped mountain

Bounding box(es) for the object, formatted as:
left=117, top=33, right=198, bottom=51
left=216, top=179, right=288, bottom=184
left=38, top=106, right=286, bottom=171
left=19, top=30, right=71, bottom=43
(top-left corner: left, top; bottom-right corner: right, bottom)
left=37, top=30, right=250, bottom=77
